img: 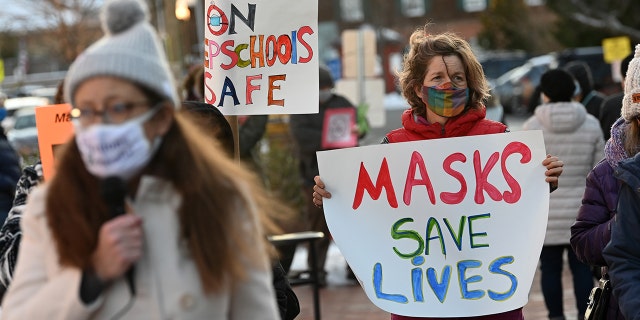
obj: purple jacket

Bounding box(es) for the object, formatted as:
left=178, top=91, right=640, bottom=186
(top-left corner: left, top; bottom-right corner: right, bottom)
left=571, top=159, right=620, bottom=266
left=571, top=158, right=625, bottom=319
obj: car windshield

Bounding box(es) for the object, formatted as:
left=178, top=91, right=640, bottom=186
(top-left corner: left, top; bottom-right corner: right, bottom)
left=13, top=114, right=36, bottom=130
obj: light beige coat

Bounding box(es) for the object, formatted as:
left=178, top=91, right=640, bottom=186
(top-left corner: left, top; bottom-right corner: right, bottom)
left=1, top=176, right=279, bottom=320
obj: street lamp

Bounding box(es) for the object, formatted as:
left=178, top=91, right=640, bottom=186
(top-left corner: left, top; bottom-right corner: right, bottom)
left=175, top=0, right=191, bottom=21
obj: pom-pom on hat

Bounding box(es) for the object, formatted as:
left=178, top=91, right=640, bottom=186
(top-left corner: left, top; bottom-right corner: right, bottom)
left=622, top=44, right=640, bottom=121
left=540, top=69, right=576, bottom=103
left=64, top=0, right=179, bottom=107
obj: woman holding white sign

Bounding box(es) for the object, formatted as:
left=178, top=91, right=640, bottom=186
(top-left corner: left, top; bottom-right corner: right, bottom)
left=312, top=25, right=564, bottom=320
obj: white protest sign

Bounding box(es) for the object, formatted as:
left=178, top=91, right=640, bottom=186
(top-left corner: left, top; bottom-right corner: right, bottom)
left=203, top=0, right=319, bottom=115
left=317, top=130, right=549, bottom=317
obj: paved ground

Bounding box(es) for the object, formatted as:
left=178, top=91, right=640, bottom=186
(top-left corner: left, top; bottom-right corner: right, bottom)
left=289, top=243, right=586, bottom=320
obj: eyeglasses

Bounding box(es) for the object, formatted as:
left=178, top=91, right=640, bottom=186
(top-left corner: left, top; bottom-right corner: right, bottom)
left=71, top=101, right=151, bottom=125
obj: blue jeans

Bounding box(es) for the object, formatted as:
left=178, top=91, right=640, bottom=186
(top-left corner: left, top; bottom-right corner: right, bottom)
left=539, top=245, right=593, bottom=319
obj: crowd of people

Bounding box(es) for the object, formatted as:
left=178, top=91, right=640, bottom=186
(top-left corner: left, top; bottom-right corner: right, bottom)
left=0, top=0, right=638, bottom=319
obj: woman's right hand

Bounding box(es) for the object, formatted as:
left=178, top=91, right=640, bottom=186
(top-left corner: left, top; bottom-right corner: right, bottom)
left=91, top=214, right=143, bottom=282
left=312, top=175, right=331, bottom=208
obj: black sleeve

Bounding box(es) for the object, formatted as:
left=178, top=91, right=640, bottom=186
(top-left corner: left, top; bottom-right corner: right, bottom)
left=238, top=115, right=269, bottom=158
left=272, top=261, right=300, bottom=320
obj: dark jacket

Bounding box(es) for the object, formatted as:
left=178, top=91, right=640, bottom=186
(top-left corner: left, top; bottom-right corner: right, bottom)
left=571, top=159, right=625, bottom=320
left=599, top=93, right=624, bottom=141
left=289, top=93, right=358, bottom=186
left=238, top=114, right=269, bottom=175
left=239, top=115, right=269, bottom=162
left=572, top=159, right=620, bottom=266
left=582, top=90, right=606, bottom=121
left=272, top=261, right=300, bottom=320
left=603, top=153, right=640, bottom=320
left=0, top=133, right=21, bottom=223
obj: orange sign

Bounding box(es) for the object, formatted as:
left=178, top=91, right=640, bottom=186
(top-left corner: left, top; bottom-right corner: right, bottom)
left=35, top=104, right=74, bottom=180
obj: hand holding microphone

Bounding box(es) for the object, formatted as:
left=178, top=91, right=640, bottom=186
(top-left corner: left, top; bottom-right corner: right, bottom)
left=91, top=213, right=143, bottom=283
left=91, top=177, right=141, bottom=295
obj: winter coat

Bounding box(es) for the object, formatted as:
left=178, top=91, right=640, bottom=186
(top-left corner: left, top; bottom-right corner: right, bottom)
left=571, top=117, right=626, bottom=320
left=289, top=93, right=358, bottom=186
left=523, top=101, right=604, bottom=245
left=603, top=152, right=640, bottom=320
left=572, top=161, right=619, bottom=266
left=238, top=115, right=268, bottom=164
left=384, top=108, right=523, bottom=320
left=599, top=92, right=623, bottom=141
left=0, top=162, right=42, bottom=302
left=384, top=108, right=506, bottom=143
left=0, top=133, right=21, bottom=223
left=0, top=176, right=279, bottom=320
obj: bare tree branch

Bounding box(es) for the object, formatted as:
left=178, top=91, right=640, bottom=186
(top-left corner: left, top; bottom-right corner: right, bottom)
left=567, top=0, right=640, bottom=39
left=2, top=0, right=102, bottom=63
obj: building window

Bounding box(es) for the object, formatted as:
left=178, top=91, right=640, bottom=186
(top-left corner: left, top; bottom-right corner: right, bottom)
left=340, top=0, right=364, bottom=22
left=459, top=0, right=487, bottom=12
left=525, top=0, right=545, bottom=6
left=401, top=0, right=426, bottom=17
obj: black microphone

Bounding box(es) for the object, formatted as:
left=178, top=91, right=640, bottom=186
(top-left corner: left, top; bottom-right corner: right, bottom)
left=100, top=176, right=136, bottom=296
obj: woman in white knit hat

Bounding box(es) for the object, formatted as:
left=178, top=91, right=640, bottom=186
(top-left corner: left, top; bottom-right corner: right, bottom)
left=0, top=0, right=280, bottom=319
left=603, top=44, right=640, bottom=320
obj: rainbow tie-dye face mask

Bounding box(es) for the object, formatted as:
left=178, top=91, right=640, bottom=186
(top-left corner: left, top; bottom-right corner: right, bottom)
left=421, top=82, right=469, bottom=118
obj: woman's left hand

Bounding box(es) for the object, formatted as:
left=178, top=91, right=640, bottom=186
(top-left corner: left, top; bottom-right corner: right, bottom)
left=542, top=154, right=563, bottom=189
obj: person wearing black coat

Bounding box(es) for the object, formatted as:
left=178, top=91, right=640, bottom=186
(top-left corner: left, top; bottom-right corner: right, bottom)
left=599, top=53, right=634, bottom=140
left=0, top=129, right=21, bottom=224
left=564, top=60, right=606, bottom=120
left=289, top=66, right=365, bottom=286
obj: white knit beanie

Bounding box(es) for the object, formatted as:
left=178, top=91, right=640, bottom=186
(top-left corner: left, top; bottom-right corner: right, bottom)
left=64, top=0, right=179, bottom=107
left=622, top=44, right=640, bottom=121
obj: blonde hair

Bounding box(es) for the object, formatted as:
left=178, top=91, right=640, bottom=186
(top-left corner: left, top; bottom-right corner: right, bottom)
left=399, top=25, right=489, bottom=119
left=624, top=120, right=640, bottom=157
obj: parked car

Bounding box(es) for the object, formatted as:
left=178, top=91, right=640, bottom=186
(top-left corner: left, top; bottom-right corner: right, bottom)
left=493, top=54, right=557, bottom=115
left=485, top=89, right=506, bottom=125
left=494, top=46, right=615, bottom=115
left=1, top=96, right=50, bottom=132
left=7, top=107, right=39, bottom=157
left=479, top=50, right=529, bottom=82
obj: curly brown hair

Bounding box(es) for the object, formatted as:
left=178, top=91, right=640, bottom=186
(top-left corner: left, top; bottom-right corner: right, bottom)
left=399, top=25, right=489, bottom=119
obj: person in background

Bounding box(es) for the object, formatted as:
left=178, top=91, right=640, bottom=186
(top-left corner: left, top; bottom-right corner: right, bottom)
left=0, top=114, right=20, bottom=223
left=0, top=90, right=21, bottom=244
left=0, top=89, right=20, bottom=223
left=181, top=65, right=269, bottom=172
left=312, top=25, right=564, bottom=320
left=289, top=65, right=365, bottom=286
left=0, top=0, right=280, bottom=319
left=571, top=105, right=631, bottom=318
left=523, top=68, right=603, bottom=320
left=181, top=65, right=203, bottom=102
left=0, top=93, right=7, bottom=128
left=182, top=101, right=300, bottom=320
left=602, top=44, right=640, bottom=320
left=564, top=60, right=606, bottom=121
left=599, top=53, right=634, bottom=140
left=0, top=80, right=65, bottom=297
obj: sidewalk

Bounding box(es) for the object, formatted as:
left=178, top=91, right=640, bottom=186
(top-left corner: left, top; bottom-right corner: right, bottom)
left=289, top=243, right=585, bottom=320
